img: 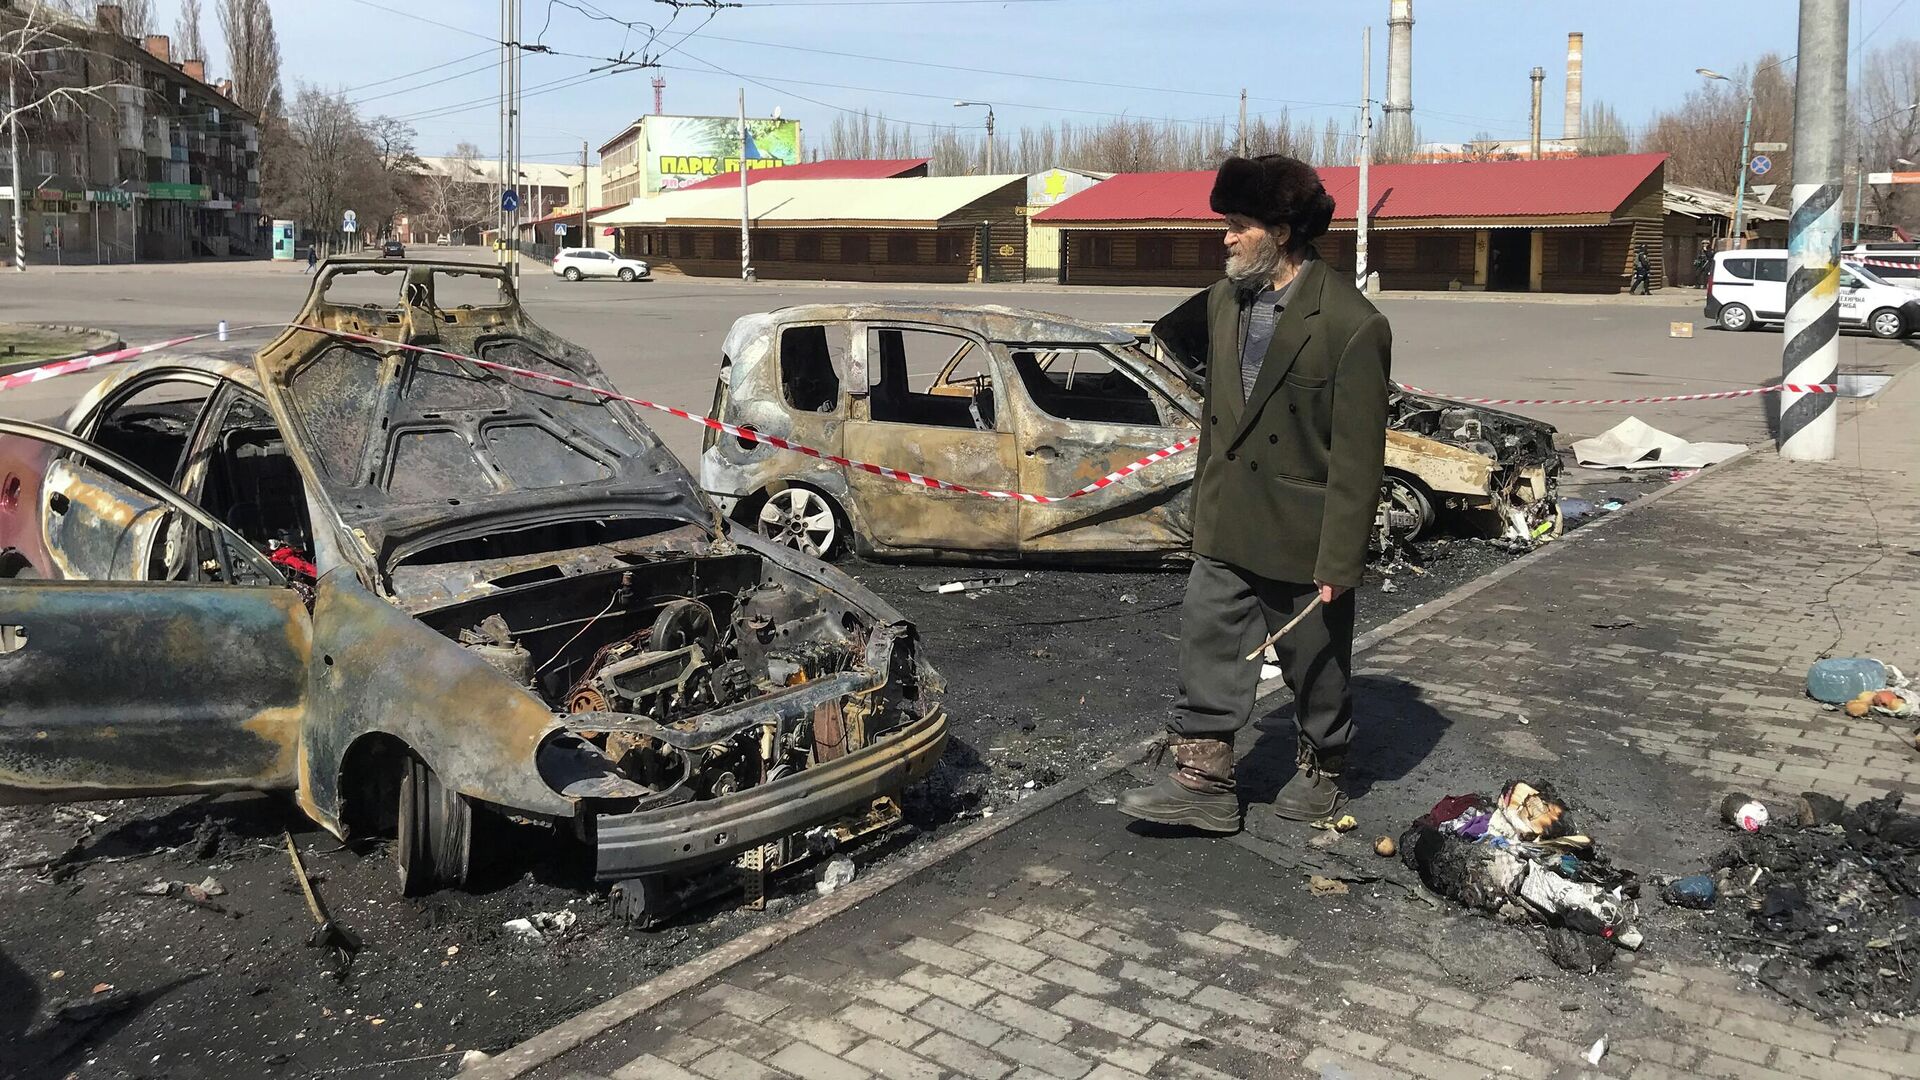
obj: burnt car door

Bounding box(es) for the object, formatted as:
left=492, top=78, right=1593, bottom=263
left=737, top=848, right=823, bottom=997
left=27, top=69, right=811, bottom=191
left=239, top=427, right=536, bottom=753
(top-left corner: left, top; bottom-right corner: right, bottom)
left=0, top=418, right=309, bottom=804
left=1005, top=344, right=1199, bottom=556
left=842, top=323, right=1019, bottom=554
left=41, top=371, right=221, bottom=580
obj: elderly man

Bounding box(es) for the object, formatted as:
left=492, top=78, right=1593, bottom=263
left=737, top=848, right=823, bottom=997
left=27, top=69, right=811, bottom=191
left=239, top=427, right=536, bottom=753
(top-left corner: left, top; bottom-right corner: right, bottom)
left=1119, top=154, right=1392, bottom=834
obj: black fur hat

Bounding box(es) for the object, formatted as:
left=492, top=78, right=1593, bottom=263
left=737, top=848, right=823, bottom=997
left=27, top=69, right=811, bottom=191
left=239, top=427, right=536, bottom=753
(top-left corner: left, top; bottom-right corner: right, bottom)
left=1210, top=154, right=1335, bottom=250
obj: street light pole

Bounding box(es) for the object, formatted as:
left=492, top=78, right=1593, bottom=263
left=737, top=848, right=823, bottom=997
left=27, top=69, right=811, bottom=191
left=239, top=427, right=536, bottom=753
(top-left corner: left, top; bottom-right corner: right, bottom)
left=1779, top=0, right=1848, bottom=463
left=954, top=101, right=994, bottom=172
left=1697, top=69, right=1755, bottom=246
left=1356, top=25, right=1370, bottom=293
left=8, top=66, right=23, bottom=272
left=739, top=87, right=752, bottom=281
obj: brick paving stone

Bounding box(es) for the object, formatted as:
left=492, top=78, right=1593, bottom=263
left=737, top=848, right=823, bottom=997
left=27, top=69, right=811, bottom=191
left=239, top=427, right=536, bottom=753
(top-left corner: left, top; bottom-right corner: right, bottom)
left=973, top=961, right=1054, bottom=1002
left=1116, top=959, right=1199, bottom=999
left=956, top=931, right=1050, bottom=972
left=957, top=910, right=1043, bottom=944
left=769, top=1041, right=874, bottom=1080
left=690, top=1012, right=790, bottom=1060
left=1032, top=958, right=1121, bottom=997
left=1159, top=1059, right=1238, bottom=1080
left=1010, top=906, right=1097, bottom=939
left=1300, top=1049, right=1410, bottom=1080
left=699, top=982, right=789, bottom=1023
left=1770, top=1047, right=1892, bottom=1080
left=1082, top=927, right=1160, bottom=960
left=658, top=1035, right=720, bottom=1066
left=1413, top=1000, right=1529, bottom=1046
left=1290, top=1018, right=1386, bottom=1060
left=915, top=1032, right=1013, bottom=1080
left=900, top=966, right=996, bottom=1008
left=687, top=1046, right=789, bottom=1080
left=1376, top=1043, right=1500, bottom=1080
left=1028, top=931, right=1112, bottom=971
left=838, top=1002, right=933, bottom=1049
left=1205, top=922, right=1298, bottom=959
left=910, top=995, right=1012, bottom=1048
left=1440, top=1034, right=1550, bottom=1080
left=845, top=1040, right=943, bottom=1080
left=1049, top=994, right=1148, bottom=1038
left=1189, top=984, right=1275, bottom=1025
left=979, top=994, right=1076, bottom=1043
left=899, top=937, right=988, bottom=976
left=1138, top=995, right=1217, bottom=1032
left=611, top=1056, right=701, bottom=1080
left=992, top=1033, right=1094, bottom=1080
left=763, top=1010, right=868, bottom=1056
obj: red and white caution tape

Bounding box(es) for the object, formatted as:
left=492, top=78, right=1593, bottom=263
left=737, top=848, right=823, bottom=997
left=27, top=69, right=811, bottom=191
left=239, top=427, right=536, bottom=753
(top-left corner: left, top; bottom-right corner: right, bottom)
left=0, top=323, right=283, bottom=393
left=1843, top=255, right=1920, bottom=270
left=1394, top=381, right=1837, bottom=407
left=292, top=326, right=1195, bottom=504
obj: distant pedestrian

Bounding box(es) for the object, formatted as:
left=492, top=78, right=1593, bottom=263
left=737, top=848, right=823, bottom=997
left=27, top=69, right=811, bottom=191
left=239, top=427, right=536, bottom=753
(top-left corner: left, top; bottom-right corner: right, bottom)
left=1629, top=244, right=1652, bottom=295
left=1117, top=155, right=1389, bottom=835
left=1692, top=241, right=1712, bottom=288
left=304, top=246, right=318, bottom=274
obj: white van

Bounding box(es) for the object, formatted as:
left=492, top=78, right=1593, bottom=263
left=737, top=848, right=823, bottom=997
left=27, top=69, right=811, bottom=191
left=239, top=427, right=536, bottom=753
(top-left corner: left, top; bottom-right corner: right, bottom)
left=1706, top=249, right=1920, bottom=338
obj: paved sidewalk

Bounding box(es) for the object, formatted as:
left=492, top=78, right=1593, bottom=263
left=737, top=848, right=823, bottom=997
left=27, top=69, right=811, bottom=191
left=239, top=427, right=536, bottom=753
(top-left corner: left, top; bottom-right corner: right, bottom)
left=492, top=374, right=1919, bottom=1080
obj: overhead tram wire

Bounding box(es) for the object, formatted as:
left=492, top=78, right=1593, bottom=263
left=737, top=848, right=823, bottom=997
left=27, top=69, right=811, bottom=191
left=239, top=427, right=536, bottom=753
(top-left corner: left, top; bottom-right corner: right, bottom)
left=350, top=56, right=506, bottom=107
left=339, top=48, right=495, bottom=94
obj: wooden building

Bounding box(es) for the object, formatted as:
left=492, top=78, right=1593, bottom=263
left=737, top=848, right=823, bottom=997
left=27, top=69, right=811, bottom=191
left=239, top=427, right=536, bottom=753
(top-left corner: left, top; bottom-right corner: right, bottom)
left=1032, top=154, right=1671, bottom=294
left=592, top=174, right=1027, bottom=283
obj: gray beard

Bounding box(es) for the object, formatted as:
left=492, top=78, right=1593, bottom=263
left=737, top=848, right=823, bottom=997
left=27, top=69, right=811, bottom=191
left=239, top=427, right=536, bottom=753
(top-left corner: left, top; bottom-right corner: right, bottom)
left=1226, top=234, right=1284, bottom=285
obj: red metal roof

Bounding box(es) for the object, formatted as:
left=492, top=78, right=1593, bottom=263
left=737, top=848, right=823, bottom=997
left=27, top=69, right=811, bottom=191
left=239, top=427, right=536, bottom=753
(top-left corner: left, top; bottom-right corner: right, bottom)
left=1032, top=154, right=1668, bottom=224
left=675, top=158, right=931, bottom=192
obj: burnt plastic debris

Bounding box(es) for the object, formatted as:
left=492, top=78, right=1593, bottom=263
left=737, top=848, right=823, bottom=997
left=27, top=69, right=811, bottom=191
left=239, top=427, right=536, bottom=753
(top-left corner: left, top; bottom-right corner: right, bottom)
left=1401, top=780, right=1639, bottom=973
left=1700, top=791, right=1920, bottom=1016
left=1661, top=874, right=1717, bottom=909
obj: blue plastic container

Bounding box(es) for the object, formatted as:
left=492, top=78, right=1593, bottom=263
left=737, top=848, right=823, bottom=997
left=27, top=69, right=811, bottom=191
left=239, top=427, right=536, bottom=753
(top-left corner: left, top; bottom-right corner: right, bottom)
left=1806, top=658, right=1888, bottom=704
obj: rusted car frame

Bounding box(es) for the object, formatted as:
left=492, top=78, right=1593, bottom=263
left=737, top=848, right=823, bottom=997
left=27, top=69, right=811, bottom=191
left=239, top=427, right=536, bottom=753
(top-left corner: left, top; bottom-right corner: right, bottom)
left=0, top=261, right=946, bottom=919
left=700, top=301, right=1559, bottom=563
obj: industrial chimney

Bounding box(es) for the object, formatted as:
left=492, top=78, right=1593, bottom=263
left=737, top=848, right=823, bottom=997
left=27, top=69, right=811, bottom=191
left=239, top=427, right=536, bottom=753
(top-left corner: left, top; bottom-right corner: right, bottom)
left=1563, top=31, right=1584, bottom=142
left=1530, top=67, right=1545, bottom=159
left=1384, top=0, right=1414, bottom=154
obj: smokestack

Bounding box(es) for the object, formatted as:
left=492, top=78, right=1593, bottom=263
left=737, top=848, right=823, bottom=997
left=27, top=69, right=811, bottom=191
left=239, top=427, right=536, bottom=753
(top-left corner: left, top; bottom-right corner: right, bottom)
left=1530, top=67, right=1545, bottom=159
left=1564, top=31, right=1584, bottom=142
left=1384, top=0, right=1414, bottom=153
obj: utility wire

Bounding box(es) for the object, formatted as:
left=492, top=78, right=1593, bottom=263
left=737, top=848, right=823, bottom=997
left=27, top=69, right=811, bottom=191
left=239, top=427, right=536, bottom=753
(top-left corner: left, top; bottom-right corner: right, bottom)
left=350, top=56, right=503, bottom=107
left=339, top=48, right=494, bottom=94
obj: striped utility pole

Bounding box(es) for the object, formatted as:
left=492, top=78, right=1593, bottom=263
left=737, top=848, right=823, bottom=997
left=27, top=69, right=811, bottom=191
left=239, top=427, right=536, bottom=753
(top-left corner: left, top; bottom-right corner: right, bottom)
left=1780, top=0, right=1849, bottom=461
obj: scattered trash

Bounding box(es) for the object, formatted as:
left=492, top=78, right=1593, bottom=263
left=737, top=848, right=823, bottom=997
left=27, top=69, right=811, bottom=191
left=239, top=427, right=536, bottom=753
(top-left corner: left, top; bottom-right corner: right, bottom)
left=1585, top=1035, right=1608, bottom=1065
left=1380, top=577, right=1399, bottom=594
left=460, top=1050, right=492, bottom=1069
left=1806, top=657, right=1891, bottom=704
left=1601, top=500, right=1624, bottom=512
left=1661, top=874, right=1717, bottom=909
left=1572, top=417, right=1744, bottom=471
left=49, top=986, right=138, bottom=1023
left=1719, top=794, right=1769, bottom=832
left=1590, top=616, right=1637, bottom=630
left=923, top=576, right=1020, bottom=594
left=1668, top=320, right=1694, bottom=338
left=1307, top=875, right=1350, bottom=897
left=1693, top=791, right=1920, bottom=1015
left=1118, top=593, right=1139, bottom=605
left=1667, top=469, right=1698, bottom=481
left=1400, top=781, right=1639, bottom=973
left=1557, top=497, right=1597, bottom=522
left=1374, top=836, right=1398, bottom=857
left=190, top=818, right=225, bottom=860
left=1313, top=814, right=1359, bottom=834
left=503, top=910, right=578, bottom=942
left=815, top=855, right=857, bottom=895
left=1845, top=687, right=1919, bottom=719
left=134, top=877, right=237, bottom=916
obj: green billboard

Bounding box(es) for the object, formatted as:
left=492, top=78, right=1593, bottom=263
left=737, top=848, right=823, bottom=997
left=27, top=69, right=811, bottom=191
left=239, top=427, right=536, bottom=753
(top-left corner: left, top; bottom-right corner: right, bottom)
left=641, top=115, right=802, bottom=193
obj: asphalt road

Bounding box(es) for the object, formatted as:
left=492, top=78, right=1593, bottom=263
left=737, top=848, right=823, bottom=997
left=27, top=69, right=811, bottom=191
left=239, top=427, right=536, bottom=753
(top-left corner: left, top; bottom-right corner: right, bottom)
left=6, top=251, right=1914, bottom=470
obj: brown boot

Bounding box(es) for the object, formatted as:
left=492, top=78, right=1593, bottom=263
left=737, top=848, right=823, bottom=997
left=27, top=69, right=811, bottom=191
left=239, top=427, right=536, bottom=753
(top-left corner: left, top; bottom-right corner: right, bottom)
left=1272, top=736, right=1348, bottom=821
left=1116, top=735, right=1241, bottom=834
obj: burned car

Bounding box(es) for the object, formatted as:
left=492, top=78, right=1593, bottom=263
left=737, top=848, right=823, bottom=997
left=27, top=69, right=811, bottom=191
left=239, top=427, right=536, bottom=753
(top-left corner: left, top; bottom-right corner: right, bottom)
left=0, top=261, right=944, bottom=923
left=700, top=302, right=1560, bottom=562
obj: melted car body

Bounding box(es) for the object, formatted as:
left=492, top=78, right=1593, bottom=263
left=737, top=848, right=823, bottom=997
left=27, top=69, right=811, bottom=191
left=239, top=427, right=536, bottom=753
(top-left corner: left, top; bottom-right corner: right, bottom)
left=0, top=261, right=945, bottom=911
left=701, top=300, right=1560, bottom=563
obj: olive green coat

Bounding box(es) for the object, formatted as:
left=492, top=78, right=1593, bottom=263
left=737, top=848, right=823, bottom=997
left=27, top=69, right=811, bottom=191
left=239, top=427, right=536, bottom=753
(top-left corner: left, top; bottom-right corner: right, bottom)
left=1190, top=258, right=1392, bottom=588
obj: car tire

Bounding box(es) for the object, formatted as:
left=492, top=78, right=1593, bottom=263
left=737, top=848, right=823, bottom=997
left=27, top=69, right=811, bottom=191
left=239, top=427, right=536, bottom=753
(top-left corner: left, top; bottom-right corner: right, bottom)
left=757, top=485, right=845, bottom=560
left=618, top=267, right=636, bottom=282
left=563, top=267, right=582, bottom=281
left=1377, top=473, right=1436, bottom=546
left=1717, top=302, right=1753, bottom=332
left=1870, top=307, right=1905, bottom=339
left=396, top=753, right=470, bottom=896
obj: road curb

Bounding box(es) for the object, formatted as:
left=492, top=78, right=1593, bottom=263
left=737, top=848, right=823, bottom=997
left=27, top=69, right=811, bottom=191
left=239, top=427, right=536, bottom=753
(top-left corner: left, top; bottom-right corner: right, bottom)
left=466, top=429, right=1783, bottom=1080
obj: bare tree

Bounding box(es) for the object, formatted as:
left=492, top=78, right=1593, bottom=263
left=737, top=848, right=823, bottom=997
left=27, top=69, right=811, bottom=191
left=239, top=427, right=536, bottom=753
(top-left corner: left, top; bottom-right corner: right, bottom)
left=119, top=0, right=154, bottom=35
left=175, top=0, right=206, bottom=61
left=1640, top=52, right=1794, bottom=193
left=1855, top=39, right=1920, bottom=232
left=1579, top=101, right=1631, bottom=156
left=414, top=140, right=493, bottom=243
left=217, top=0, right=279, bottom=118
left=1461, top=131, right=1518, bottom=162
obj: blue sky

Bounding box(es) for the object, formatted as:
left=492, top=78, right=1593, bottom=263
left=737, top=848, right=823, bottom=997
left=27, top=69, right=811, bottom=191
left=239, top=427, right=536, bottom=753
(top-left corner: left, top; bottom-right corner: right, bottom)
left=220, top=0, right=1920, bottom=162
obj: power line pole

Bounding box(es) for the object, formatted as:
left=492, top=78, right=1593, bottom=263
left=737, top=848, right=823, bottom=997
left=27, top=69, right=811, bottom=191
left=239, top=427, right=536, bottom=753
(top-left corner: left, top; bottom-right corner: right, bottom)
left=1780, top=0, right=1848, bottom=462
left=739, top=87, right=753, bottom=282
left=9, top=64, right=23, bottom=272
left=1237, top=89, right=1247, bottom=157
left=1355, top=25, right=1370, bottom=294
left=509, top=0, right=523, bottom=289
left=581, top=139, right=590, bottom=249
left=496, top=0, right=506, bottom=265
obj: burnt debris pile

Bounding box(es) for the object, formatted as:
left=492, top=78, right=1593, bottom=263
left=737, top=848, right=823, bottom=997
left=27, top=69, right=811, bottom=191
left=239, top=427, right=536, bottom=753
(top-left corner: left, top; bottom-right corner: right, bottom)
left=1699, top=791, right=1920, bottom=1017
left=1400, top=781, right=1642, bottom=972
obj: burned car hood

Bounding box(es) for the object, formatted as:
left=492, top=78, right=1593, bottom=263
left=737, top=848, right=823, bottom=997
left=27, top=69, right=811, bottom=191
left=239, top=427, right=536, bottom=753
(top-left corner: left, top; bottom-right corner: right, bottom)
left=255, top=262, right=712, bottom=574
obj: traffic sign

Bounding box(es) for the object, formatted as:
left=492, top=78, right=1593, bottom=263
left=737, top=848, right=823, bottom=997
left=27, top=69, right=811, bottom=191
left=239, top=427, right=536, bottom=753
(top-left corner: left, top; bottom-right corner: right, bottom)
left=1750, top=155, right=1773, bottom=176
left=555, top=222, right=568, bottom=235
left=501, top=189, right=520, bottom=212
left=342, top=208, right=358, bottom=233
left=1753, top=142, right=1789, bottom=153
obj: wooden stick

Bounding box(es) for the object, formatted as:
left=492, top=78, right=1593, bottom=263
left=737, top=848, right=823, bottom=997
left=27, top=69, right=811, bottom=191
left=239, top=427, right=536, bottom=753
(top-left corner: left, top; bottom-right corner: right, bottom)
left=1245, top=595, right=1324, bottom=661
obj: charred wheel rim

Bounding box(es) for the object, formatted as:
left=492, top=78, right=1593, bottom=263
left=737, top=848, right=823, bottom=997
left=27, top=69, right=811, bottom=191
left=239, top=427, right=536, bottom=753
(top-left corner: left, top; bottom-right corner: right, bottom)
left=757, top=487, right=840, bottom=558
left=1872, top=309, right=1904, bottom=338
left=397, top=754, right=471, bottom=896
left=1380, top=474, right=1436, bottom=543
left=1719, top=303, right=1751, bottom=331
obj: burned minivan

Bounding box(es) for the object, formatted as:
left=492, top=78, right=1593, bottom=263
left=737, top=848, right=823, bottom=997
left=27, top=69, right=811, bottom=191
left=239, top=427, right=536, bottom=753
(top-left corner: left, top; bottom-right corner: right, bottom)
left=700, top=302, right=1561, bottom=562
left=0, top=262, right=945, bottom=922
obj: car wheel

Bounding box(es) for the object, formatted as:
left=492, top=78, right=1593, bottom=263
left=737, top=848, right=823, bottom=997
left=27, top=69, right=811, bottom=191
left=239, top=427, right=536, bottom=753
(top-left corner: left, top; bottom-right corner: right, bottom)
left=1870, top=307, right=1905, bottom=339
left=1378, top=473, right=1436, bottom=544
left=1717, top=302, right=1752, bottom=332
left=610, top=875, right=671, bottom=929
left=618, top=267, right=636, bottom=282
left=396, top=753, right=470, bottom=896
left=563, top=266, right=582, bottom=281
left=757, top=485, right=843, bottom=559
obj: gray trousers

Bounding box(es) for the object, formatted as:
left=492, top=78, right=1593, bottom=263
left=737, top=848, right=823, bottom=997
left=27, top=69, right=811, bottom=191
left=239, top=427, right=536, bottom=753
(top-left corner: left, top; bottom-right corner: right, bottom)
left=1172, top=553, right=1355, bottom=752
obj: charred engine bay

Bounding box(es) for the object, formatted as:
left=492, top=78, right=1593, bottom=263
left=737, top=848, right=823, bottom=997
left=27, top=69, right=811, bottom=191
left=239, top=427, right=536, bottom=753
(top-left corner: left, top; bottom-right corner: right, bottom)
left=0, top=538, right=1511, bottom=1080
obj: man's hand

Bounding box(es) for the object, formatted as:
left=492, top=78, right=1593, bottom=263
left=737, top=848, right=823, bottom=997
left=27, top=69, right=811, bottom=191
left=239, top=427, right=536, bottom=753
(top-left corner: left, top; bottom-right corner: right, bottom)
left=1316, top=582, right=1348, bottom=605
